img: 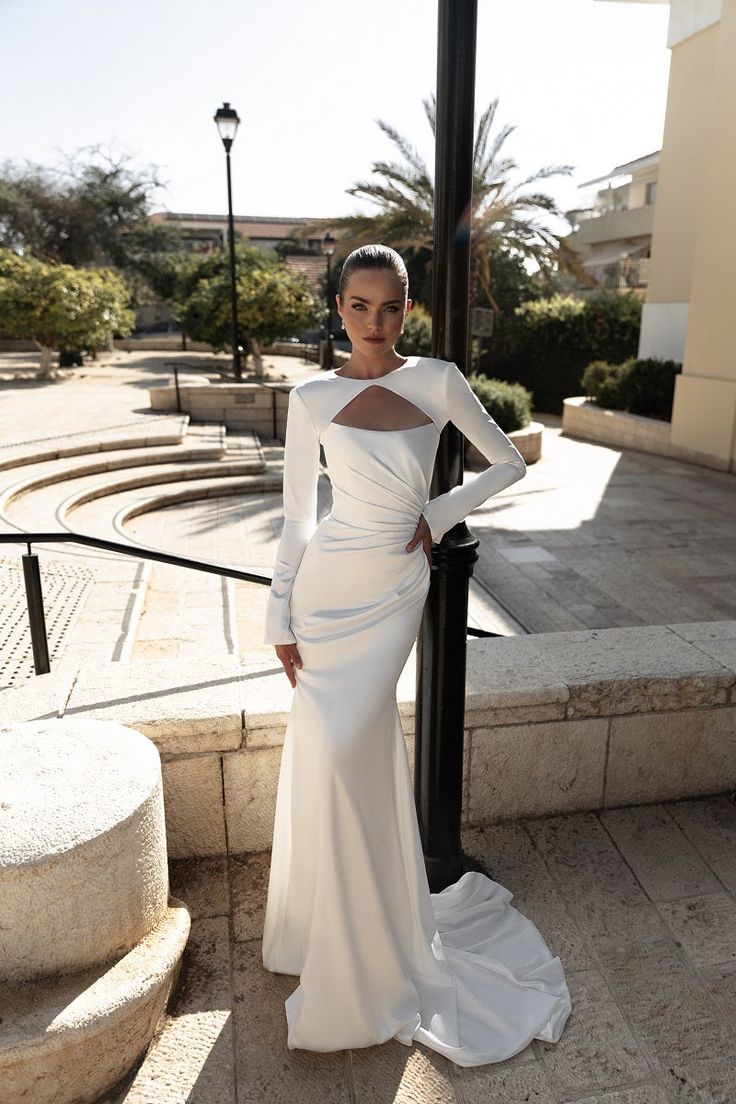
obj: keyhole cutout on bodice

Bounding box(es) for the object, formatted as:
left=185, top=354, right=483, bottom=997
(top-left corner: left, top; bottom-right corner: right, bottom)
left=330, top=386, right=434, bottom=431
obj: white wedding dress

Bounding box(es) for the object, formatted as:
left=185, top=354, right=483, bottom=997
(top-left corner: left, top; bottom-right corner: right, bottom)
left=262, top=355, right=572, bottom=1065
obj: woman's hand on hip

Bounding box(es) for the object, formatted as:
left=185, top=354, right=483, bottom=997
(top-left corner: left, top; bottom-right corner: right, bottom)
left=275, top=642, right=303, bottom=688
left=406, top=514, right=433, bottom=567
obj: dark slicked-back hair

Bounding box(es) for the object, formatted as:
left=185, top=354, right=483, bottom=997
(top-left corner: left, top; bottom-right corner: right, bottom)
left=337, top=244, right=409, bottom=300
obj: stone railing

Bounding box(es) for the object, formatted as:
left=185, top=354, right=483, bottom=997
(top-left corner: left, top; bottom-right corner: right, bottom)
left=2, top=620, right=734, bottom=859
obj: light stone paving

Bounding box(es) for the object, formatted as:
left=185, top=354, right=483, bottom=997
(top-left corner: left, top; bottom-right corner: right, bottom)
left=2, top=351, right=736, bottom=1101
left=2, top=349, right=735, bottom=676
left=94, top=794, right=736, bottom=1104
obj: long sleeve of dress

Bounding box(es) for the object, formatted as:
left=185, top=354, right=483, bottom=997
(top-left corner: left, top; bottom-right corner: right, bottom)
left=263, top=386, right=321, bottom=645
left=421, top=363, right=527, bottom=543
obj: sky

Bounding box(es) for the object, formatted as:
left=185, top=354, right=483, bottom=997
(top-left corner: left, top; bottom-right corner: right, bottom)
left=0, top=0, right=671, bottom=239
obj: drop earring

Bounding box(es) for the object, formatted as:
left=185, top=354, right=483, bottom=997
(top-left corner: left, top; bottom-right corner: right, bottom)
left=341, top=320, right=345, bottom=330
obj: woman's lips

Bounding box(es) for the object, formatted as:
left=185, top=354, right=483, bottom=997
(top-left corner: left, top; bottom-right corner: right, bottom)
left=364, top=336, right=384, bottom=343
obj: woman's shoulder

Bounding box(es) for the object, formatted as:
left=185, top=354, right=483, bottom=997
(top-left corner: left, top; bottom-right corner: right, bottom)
left=413, top=355, right=457, bottom=378
left=292, top=373, right=333, bottom=395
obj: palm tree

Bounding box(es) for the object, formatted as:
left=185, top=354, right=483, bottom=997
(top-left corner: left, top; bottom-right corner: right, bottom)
left=305, top=94, right=588, bottom=312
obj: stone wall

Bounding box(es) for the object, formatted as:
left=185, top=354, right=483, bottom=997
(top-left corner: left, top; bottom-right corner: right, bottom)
left=2, top=620, right=735, bottom=858
left=563, top=396, right=733, bottom=473
left=150, top=381, right=291, bottom=437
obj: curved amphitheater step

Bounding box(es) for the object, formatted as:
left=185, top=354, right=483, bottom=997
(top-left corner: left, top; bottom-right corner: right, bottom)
left=0, top=423, right=276, bottom=683
left=1, top=414, right=521, bottom=684
left=0, top=425, right=251, bottom=528
left=0, top=718, right=190, bottom=1104
left=123, top=468, right=525, bottom=660
left=56, top=459, right=282, bottom=663
left=0, top=414, right=191, bottom=473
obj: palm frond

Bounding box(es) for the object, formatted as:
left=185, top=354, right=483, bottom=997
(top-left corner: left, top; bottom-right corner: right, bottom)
left=375, top=120, right=429, bottom=178
left=331, top=91, right=579, bottom=301
left=422, top=94, right=436, bottom=137
left=473, top=97, right=500, bottom=169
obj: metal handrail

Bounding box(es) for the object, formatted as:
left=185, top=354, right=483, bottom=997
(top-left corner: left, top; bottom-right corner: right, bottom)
left=0, top=531, right=271, bottom=678
left=0, top=530, right=499, bottom=679
left=0, top=532, right=270, bottom=584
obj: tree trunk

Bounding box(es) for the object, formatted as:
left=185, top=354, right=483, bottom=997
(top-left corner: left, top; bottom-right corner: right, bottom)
left=36, top=343, right=54, bottom=378
left=250, top=338, right=264, bottom=378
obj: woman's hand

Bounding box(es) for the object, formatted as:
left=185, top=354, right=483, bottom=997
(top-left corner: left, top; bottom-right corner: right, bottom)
left=406, top=513, right=433, bottom=568
left=275, top=642, right=303, bottom=688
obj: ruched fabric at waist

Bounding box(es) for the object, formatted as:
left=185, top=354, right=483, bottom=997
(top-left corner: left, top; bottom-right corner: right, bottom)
left=329, top=488, right=425, bottom=541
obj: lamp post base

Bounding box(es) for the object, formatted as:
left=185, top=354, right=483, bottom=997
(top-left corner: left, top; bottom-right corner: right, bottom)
left=319, top=338, right=333, bottom=371
left=415, top=526, right=479, bottom=893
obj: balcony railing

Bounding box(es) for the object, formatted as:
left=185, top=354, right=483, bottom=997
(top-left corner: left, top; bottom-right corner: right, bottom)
left=591, top=256, right=650, bottom=290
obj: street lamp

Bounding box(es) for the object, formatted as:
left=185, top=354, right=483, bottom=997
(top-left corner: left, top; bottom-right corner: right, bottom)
left=321, top=231, right=335, bottom=371
left=214, top=101, right=243, bottom=380
left=415, top=0, right=480, bottom=893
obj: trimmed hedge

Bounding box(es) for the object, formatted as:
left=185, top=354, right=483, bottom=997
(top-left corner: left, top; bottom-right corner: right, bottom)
left=582, top=356, right=682, bottom=422
left=468, top=374, right=532, bottom=434
left=488, top=290, right=642, bottom=414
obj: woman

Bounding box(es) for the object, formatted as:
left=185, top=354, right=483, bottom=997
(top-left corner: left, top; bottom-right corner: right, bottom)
left=262, top=244, right=571, bottom=1065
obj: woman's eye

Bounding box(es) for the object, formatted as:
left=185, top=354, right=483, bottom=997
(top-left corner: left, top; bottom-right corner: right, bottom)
left=350, top=304, right=399, bottom=312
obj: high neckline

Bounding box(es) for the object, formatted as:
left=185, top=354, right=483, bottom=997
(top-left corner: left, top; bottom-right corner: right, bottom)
left=330, top=355, right=420, bottom=382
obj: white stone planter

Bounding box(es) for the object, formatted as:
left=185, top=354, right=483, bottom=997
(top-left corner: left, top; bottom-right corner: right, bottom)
left=466, top=419, right=543, bottom=467
left=562, top=396, right=730, bottom=471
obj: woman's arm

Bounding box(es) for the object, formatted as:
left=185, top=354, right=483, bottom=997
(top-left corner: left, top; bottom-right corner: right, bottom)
left=263, top=386, right=320, bottom=645
left=421, top=363, right=527, bottom=543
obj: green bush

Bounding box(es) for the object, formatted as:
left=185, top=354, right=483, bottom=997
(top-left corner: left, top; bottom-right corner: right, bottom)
left=489, top=290, right=642, bottom=414
left=468, top=374, right=532, bottom=433
left=595, top=359, right=635, bottom=410
left=587, top=356, right=682, bottom=421
left=620, top=357, right=682, bottom=420
left=581, top=359, right=616, bottom=399
left=396, top=302, right=432, bottom=358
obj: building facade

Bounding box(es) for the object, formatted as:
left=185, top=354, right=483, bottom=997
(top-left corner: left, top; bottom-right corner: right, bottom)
left=600, top=0, right=736, bottom=471
left=564, top=151, right=659, bottom=297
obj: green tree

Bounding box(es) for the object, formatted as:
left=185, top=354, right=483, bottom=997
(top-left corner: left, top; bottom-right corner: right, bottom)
left=0, top=145, right=183, bottom=282
left=178, top=244, right=321, bottom=376
left=0, top=247, right=134, bottom=375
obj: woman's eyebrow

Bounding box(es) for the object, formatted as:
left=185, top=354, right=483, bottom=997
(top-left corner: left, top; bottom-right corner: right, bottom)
left=349, top=295, right=402, bottom=305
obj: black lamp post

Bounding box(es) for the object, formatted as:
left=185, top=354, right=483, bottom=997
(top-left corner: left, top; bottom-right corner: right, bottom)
left=214, top=101, right=243, bottom=380
left=415, top=0, right=479, bottom=893
left=321, top=231, right=335, bottom=371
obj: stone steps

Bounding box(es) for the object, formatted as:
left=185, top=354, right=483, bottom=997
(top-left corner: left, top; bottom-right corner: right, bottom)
left=0, top=415, right=191, bottom=472
left=0, top=412, right=521, bottom=682
left=0, top=424, right=273, bottom=680
left=0, top=432, right=263, bottom=524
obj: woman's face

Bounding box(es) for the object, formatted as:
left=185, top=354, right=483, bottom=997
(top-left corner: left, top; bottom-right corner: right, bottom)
left=336, top=268, right=412, bottom=355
